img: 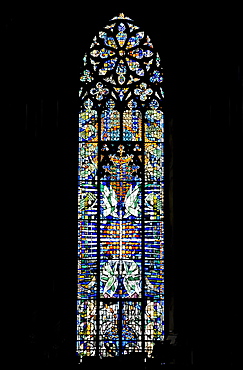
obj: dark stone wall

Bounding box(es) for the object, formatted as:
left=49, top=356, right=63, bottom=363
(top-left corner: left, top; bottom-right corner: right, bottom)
left=3, top=3, right=242, bottom=366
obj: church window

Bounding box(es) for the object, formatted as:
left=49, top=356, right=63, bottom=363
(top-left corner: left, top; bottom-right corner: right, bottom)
left=77, top=13, right=164, bottom=360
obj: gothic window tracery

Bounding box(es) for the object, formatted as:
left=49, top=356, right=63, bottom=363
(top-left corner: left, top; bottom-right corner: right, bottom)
left=77, top=13, right=164, bottom=359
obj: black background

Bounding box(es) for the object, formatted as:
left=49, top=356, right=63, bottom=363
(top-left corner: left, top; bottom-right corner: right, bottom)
left=2, top=2, right=242, bottom=367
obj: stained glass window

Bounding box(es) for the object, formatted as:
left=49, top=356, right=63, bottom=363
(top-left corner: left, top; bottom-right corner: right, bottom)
left=77, top=13, right=164, bottom=360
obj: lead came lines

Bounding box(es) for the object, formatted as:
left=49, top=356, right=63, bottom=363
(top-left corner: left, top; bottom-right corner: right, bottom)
left=77, top=13, right=164, bottom=359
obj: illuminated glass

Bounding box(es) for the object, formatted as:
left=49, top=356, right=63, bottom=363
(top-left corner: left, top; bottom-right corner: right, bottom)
left=77, top=13, right=164, bottom=360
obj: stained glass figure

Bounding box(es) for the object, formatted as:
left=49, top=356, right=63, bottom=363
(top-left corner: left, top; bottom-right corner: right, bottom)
left=123, top=100, right=142, bottom=141
left=101, top=100, right=120, bottom=140
left=145, top=100, right=164, bottom=142
left=79, top=99, right=98, bottom=141
left=78, top=13, right=164, bottom=360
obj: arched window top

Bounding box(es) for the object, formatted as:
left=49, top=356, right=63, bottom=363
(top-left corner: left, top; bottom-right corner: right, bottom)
left=80, top=13, right=164, bottom=104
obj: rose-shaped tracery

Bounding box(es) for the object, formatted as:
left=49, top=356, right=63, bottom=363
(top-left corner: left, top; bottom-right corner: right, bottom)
left=86, top=15, right=161, bottom=100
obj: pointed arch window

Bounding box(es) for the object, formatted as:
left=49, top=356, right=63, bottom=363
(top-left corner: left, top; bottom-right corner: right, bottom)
left=77, top=13, right=164, bottom=359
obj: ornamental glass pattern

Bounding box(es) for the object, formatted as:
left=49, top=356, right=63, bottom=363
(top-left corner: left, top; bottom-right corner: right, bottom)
left=77, top=13, right=164, bottom=359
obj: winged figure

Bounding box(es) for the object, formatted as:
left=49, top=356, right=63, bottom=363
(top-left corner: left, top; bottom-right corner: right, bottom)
left=123, top=261, right=141, bottom=296
left=101, top=185, right=119, bottom=218
left=124, top=184, right=141, bottom=218
left=101, top=261, right=119, bottom=297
